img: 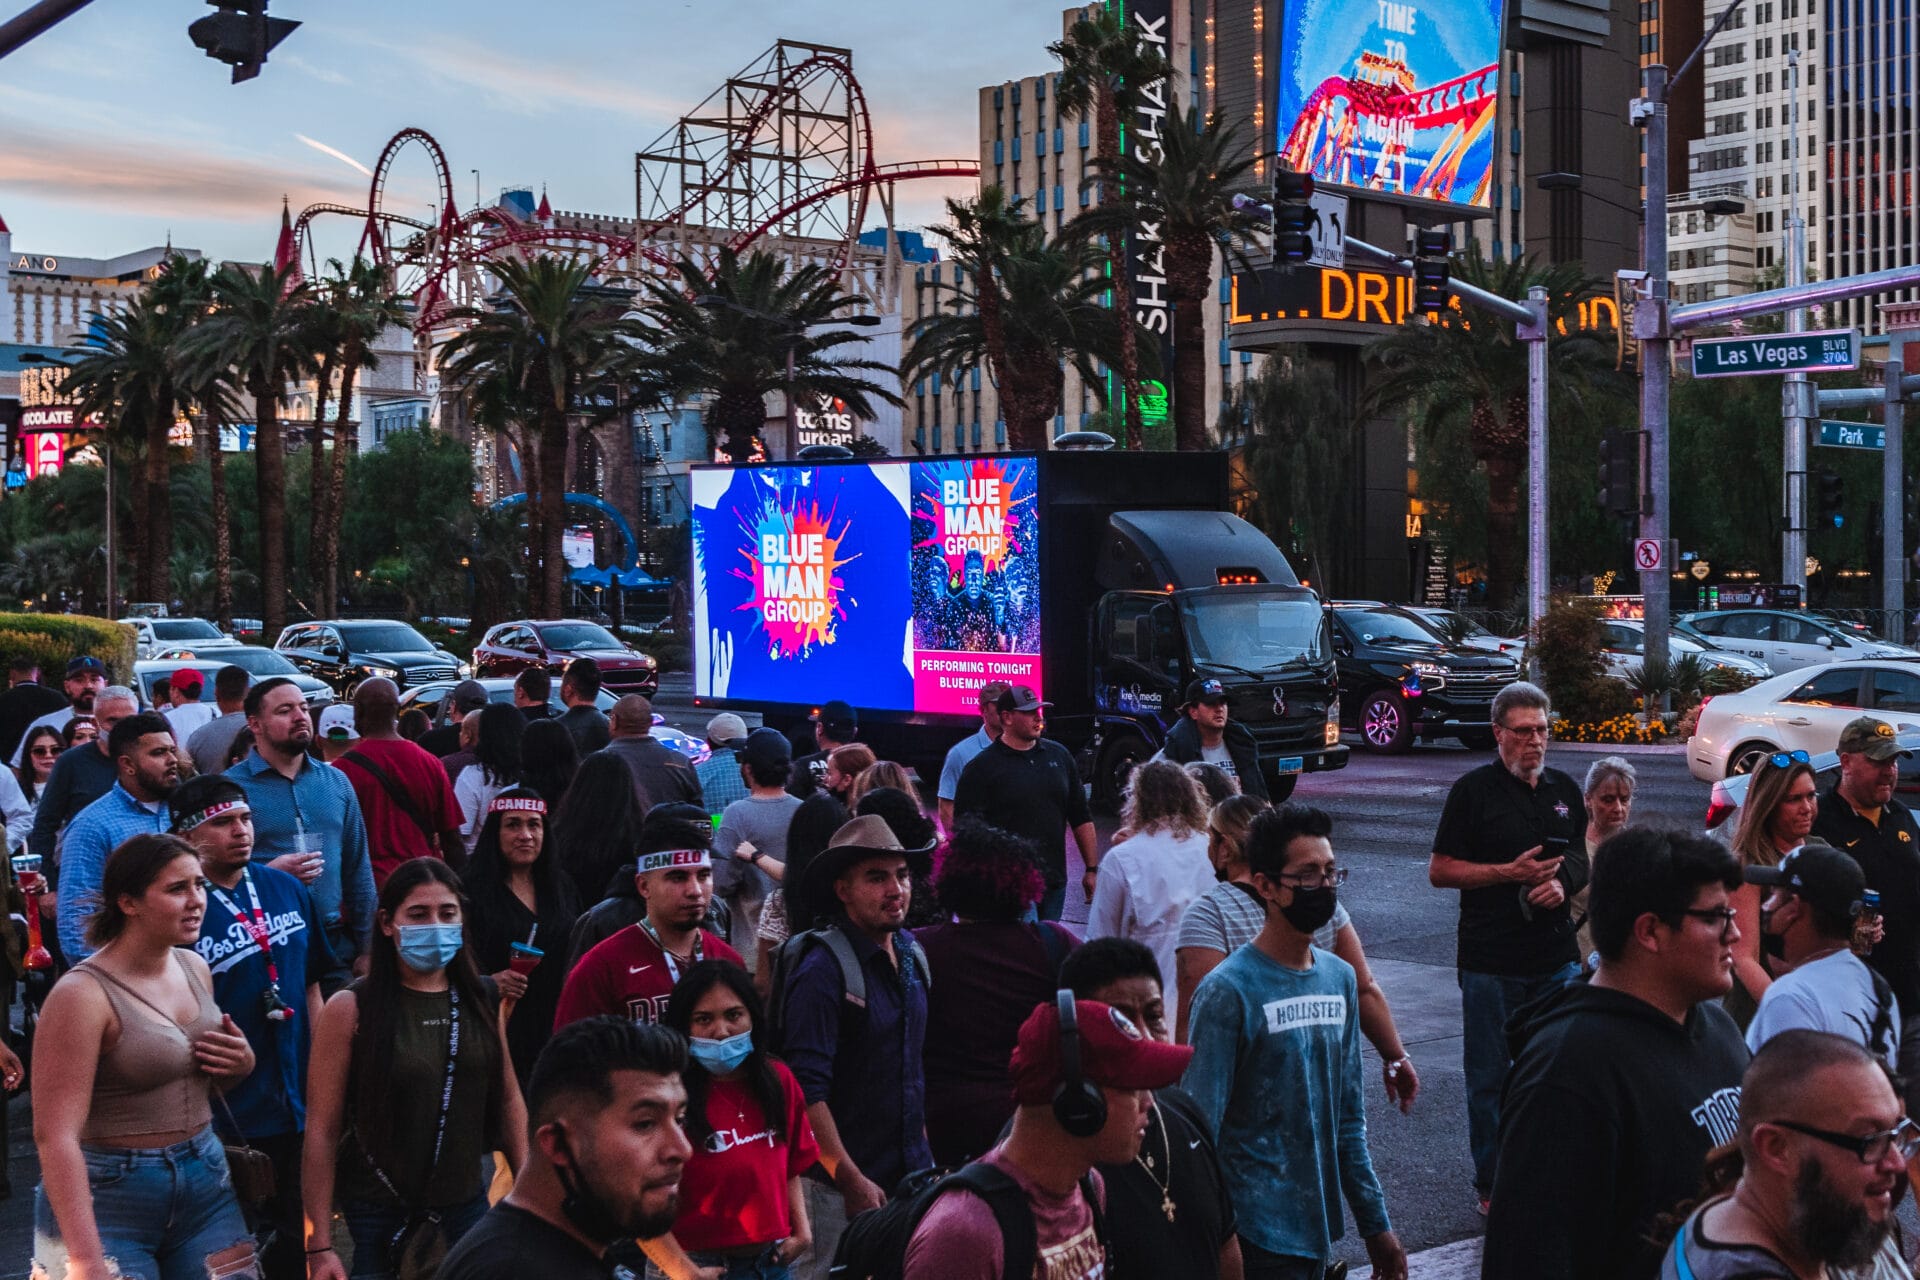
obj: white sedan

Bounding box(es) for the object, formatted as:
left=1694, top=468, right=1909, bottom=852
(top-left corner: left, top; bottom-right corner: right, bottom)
left=1678, top=608, right=1920, bottom=673
left=1598, top=619, right=1773, bottom=682
left=1687, top=659, right=1920, bottom=780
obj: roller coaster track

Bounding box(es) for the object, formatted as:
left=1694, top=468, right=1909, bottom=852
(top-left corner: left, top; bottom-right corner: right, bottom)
left=1279, top=60, right=1499, bottom=203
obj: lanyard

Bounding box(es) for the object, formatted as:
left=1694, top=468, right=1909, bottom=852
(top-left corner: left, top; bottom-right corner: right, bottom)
left=361, top=986, right=460, bottom=1204
left=208, top=869, right=287, bottom=1006
left=638, top=918, right=701, bottom=985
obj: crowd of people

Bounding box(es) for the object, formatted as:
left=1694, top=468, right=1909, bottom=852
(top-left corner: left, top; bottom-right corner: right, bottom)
left=2, top=651, right=1920, bottom=1280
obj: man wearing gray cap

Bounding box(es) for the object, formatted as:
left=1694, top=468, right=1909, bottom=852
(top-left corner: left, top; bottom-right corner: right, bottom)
left=696, top=712, right=751, bottom=818
left=1813, top=714, right=1920, bottom=1102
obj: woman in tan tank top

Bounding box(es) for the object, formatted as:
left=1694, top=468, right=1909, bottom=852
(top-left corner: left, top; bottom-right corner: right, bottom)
left=32, top=833, right=258, bottom=1280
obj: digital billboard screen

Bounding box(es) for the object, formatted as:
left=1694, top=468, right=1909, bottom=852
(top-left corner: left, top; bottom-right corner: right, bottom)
left=690, top=457, right=1041, bottom=716
left=1275, top=0, right=1505, bottom=208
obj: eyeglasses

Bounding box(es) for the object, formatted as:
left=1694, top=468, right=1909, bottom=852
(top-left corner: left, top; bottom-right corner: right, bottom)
left=1767, top=1118, right=1920, bottom=1165
left=1278, top=867, right=1348, bottom=890
left=1768, top=749, right=1812, bottom=770
left=1497, top=723, right=1551, bottom=739
left=1681, top=906, right=1739, bottom=937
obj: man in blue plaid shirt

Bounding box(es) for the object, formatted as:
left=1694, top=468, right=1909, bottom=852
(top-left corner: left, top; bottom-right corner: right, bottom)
left=695, top=713, right=751, bottom=817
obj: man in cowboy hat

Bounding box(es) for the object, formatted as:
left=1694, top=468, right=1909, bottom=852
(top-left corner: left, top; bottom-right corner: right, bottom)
left=1813, top=713, right=1920, bottom=1107
left=782, top=814, right=932, bottom=1280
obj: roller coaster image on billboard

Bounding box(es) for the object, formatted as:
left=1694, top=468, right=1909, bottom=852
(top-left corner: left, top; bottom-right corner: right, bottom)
left=1276, top=0, right=1505, bottom=208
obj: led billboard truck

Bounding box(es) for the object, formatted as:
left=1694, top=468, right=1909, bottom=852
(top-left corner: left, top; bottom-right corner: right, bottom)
left=1276, top=0, right=1506, bottom=207
left=690, top=451, right=1348, bottom=806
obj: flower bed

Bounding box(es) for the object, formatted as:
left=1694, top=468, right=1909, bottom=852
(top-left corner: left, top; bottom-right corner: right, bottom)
left=1552, top=713, right=1677, bottom=745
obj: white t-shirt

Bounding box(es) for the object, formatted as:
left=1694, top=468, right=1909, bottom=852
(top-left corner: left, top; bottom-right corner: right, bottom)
left=1198, top=739, right=1237, bottom=778
left=1086, top=827, right=1217, bottom=993
left=163, top=701, right=218, bottom=741
left=1747, top=947, right=1901, bottom=1071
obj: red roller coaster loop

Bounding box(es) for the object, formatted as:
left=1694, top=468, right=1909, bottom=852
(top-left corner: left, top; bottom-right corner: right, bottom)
left=1279, top=57, right=1498, bottom=204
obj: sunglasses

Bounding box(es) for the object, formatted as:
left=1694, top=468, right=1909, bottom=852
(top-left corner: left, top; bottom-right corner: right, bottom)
left=28, top=746, right=59, bottom=758
left=1767, top=749, right=1811, bottom=770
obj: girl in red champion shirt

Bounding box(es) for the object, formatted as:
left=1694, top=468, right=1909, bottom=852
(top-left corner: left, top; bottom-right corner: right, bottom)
left=645, top=961, right=821, bottom=1280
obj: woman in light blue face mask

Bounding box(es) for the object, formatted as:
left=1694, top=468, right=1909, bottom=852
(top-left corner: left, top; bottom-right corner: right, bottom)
left=301, top=858, right=528, bottom=1280
left=644, top=961, right=822, bottom=1280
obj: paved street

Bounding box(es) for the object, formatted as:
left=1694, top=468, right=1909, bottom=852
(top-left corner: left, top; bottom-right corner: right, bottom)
left=0, top=682, right=1715, bottom=1276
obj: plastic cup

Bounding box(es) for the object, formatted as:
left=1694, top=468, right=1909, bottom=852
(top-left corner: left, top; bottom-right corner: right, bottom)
left=508, top=942, right=543, bottom=977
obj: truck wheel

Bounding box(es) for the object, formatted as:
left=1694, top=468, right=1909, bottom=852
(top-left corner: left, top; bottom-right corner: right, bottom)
left=1093, top=731, right=1152, bottom=814
left=1357, top=690, right=1416, bottom=753
left=1458, top=728, right=1496, bottom=750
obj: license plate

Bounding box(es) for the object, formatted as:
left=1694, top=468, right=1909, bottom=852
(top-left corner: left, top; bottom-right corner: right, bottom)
left=1275, top=756, right=1304, bottom=774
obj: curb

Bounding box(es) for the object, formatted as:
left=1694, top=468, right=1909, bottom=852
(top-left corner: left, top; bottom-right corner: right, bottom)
left=1549, top=740, right=1687, bottom=756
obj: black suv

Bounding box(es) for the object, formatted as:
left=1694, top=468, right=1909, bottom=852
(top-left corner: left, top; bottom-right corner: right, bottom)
left=1328, top=602, right=1522, bottom=752
left=274, top=619, right=466, bottom=695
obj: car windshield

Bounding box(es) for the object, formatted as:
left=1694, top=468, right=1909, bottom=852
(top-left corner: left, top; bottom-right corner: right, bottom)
left=216, top=647, right=301, bottom=677
left=337, top=624, right=434, bottom=653
left=1181, top=592, right=1329, bottom=670
left=537, top=623, right=622, bottom=650
left=151, top=619, right=223, bottom=640
left=1342, top=608, right=1444, bottom=647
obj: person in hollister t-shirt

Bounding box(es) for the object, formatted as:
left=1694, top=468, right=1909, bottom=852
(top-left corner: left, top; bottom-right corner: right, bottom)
left=552, top=839, right=741, bottom=1027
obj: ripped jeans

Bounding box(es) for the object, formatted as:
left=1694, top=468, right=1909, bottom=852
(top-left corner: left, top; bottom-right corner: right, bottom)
left=34, top=1127, right=255, bottom=1280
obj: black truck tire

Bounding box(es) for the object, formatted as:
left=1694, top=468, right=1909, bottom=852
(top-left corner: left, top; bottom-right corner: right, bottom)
left=1264, top=770, right=1298, bottom=802
left=1093, top=729, right=1152, bottom=814
left=1357, top=689, right=1416, bottom=753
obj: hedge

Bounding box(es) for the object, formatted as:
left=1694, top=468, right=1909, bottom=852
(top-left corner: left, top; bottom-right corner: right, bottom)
left=0, top=614, right=138, bottom=684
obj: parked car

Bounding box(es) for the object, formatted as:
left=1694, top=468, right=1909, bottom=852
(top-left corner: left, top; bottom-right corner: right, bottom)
left=1327, top=601, right=1522, bottom=752
left=1704, top=724, right=1920, bottom=838
left=472, top=618, right=659, bottom=697
left=120, top=616, right=238, bottom=661
left=274, top=620, right=468, bottom=695
left=1686, top=659, right=1920, bottom=780
left=1407, top=607, right=1526, bottom=659
left=1676, top=608, right=1920, bottom=673
left=1597, top=618, right=1773, bottom=682
left=132, top=651, right=332, bottom=710
left=398, top=678, right=708, bottom=764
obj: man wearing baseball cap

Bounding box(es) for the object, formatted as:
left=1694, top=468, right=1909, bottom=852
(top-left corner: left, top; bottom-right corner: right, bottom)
left=952, top=685, right=1095, bottom=921
left=902, top=993, right=1193, bottom=1278
left=1745, top=841, right=1900, bottom=1069
left=314, top=702, right=359, bottom=762
left=789, top=699, right=859, bottom=800
left=1155, top=678, right=1269, bottom=801
left=9, top=653, right=108, bottom=768
left=553, top=804, right=742, bottom=1028
left=713, top=727, right=801, bottom=962
left=161, top=665, right=217, bottom=741
left=695, top=712, right=752, bottom=818
left=936, top=681, right=1010, bottom=833
left=1812, top=713, right=1920, bottom=1104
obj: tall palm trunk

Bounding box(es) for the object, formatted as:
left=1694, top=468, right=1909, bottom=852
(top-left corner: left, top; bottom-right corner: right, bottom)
left=145, top=387, right=174, bottom=605
left=320, top=350, right=361, bottom=614
left=307, top=353, right=335, bottom=605
left=1165, top=229, right=1213, bottom=453
left=208, top=423, right=233, bottom=630
left=1475, top=393, right=1529, bottom=609
left=538, top=417, right=570, bottom=618
left=520, top=429, right=547, bottom=615
left=254, top=375, right=289, bottom=642
left=1098, top=86, right=1145, bottom=451
left=123, top=444, right=149, bottom=604
left=1003, top=349, right=1062, bottom=449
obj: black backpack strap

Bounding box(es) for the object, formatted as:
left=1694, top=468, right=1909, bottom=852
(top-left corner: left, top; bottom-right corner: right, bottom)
left=940, top=1163, right=1039, bottom=1280
left=1081, top=1171, right=1108, bottom=1251
left=341, top=749, right=437, bottom=840
left=1867, top=965, right=1899, bottom=1065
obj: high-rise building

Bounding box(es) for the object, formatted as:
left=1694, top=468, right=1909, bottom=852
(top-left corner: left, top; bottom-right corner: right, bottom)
left=0, top=234, right=201, bottom=346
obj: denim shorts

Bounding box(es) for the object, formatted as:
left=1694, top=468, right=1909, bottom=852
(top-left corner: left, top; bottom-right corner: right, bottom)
left=34, top=1126, right=255, bottom=1280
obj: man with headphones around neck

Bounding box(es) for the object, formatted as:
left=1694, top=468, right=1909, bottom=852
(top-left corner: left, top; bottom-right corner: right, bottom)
left=902, top=988, right=1193, bottom=1279
left=1184, top=804, right=1406, bottom=1280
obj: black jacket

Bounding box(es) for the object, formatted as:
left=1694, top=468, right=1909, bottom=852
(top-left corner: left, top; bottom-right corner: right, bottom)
left=1158, top=718, right=1268, bottom=800
left=1483, top=981, right=1749, bottom=1280
left=564, top=863, right=733, bottom=970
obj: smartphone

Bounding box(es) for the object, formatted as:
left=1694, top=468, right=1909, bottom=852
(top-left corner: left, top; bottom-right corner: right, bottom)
left=1537, top=836, right=1571, bottom=860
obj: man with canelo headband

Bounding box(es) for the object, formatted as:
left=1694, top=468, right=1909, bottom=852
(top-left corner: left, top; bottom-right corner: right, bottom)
left=552, top=832, right=744, bottom=1029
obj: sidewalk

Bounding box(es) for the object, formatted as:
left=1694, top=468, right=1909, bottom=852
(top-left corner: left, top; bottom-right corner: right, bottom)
left=1354, top=1237, right=1483, bottom=1279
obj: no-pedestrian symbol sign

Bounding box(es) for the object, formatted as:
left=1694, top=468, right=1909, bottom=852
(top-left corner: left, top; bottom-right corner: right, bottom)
left=1634, top=539, right=1664, bottom=571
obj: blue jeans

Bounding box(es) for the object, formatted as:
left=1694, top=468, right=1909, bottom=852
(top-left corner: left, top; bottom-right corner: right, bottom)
left=341, top=1194, right=487, bottom=1280
left=34, top=1126, right=254, bottom=1280
left=1459, top=962, right=1581, bottom=1193
left=1238, top=1238, right=1323, bottom=1280
left=1037, top=884, right=1066, bottom=922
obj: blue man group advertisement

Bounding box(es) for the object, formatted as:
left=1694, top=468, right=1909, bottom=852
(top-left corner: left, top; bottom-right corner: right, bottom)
left=690, top=458, right=1043, bottom=716
left=1276, top=0, right=1506, bottom=208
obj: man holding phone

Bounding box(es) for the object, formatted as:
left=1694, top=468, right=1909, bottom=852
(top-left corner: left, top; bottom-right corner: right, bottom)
left=1427, top=680, right=1589, bottom=1216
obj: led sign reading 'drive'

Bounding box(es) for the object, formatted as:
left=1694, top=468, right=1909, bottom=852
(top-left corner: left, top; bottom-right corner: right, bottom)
left=1230, top=268, right=1620, bottom=332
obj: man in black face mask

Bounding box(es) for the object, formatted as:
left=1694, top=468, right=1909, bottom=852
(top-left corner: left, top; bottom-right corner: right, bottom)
left=1182, top=803, right=1407, bottom=1280
left=441, top=1017, right=692, bottom=1280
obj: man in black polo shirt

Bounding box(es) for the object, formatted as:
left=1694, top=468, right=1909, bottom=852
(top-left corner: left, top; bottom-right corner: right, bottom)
left=1811, top=713, right=1920, bottom=1108
left=1428, top=679, right=1588, bottom=1214
left=952, top=685, right=1095, bottom=922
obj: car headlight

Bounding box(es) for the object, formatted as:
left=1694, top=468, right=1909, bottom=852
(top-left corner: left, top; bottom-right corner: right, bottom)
left=1324, top=701, right=1340, bottom=746
left=457, top=661, right=473, bottom=678
left=364, top=665, right=400, bottom=679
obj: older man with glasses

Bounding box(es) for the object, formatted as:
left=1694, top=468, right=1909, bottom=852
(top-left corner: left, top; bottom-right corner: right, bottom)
left=1427, top=679, right=1590, bottom=1216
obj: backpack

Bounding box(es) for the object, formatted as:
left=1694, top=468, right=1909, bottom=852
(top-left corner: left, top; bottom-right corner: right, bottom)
left=766, top=923, right=930, bottom=1052
left=828, top=1161, right=1105, bottom=1280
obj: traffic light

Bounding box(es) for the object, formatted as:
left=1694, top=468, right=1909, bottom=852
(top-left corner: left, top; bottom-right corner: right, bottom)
left=188, top=0, right=300, bottom=83
left=1413, top=228, right=1454, bottom=316
left=1272, top=170, right=1316, bottom=263
left=1817, top=470, right=1846, bottom=527
left=1598, top=430, right=1639, bottom=517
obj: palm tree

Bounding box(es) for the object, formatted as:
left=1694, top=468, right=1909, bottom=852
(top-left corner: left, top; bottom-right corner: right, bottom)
left=1222, top=349, right=1355, bottom=587
left=312, top=258, right=409, bottom=613
left=1051, top=7, right=1173, bottom=450
left=175, top=341, right=245, bottom=630
left=630, top=247, right=902, bottom=465
left=439, top=254, right=638, bottom=618
left=1072, top=105, right=1268, bottom=452
left=904, top=189, right=1130, bottom=450
left=1366, top=246, right=1621, bottom=608
left=188, top=260, right=315, bottom=642
left=297, top=284, right=346, bottom=602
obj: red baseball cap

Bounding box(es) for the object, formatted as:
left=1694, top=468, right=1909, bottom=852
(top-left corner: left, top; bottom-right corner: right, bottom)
left=1008, top=998, right=1193, bottom=1106
left=169, top=667, right=205, bottom=692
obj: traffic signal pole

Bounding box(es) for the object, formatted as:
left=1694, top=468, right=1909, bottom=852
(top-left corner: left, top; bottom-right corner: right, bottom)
left=1782, top=48, right=1811, bottom=597
left=0, top=0, right=94, bottom=59
left=1636, top=61, right=1676, bottom=690
left=1887, top=332, right=1907, bottom=640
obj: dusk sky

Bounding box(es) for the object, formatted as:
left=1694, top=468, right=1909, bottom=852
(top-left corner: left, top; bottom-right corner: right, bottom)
left=0, top=0, right=1064, bottom=264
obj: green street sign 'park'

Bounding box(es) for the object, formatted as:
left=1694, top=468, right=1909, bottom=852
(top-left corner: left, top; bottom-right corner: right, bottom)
left=1691, top=329, right=1861, bottom=378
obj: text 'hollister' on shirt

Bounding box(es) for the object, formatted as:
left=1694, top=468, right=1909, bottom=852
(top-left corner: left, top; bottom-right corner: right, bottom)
left=1431, top=761, right=1590, bottom=976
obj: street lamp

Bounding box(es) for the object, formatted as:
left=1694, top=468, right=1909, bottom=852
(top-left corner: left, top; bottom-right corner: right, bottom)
left=692, top=295, right=881, bottom=459
left=18, top=351, right=114, bottom=616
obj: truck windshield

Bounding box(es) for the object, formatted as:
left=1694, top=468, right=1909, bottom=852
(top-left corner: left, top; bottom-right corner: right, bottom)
left=1181, top=593, right=1328, bottom=670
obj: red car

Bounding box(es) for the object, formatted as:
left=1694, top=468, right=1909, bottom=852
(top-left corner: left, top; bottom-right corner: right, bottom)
left=472, top=619, right=659, bottom=697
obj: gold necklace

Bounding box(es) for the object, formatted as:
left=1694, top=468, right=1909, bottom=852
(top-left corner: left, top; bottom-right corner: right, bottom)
left=1133, top=1099, right=1175, bottom=1223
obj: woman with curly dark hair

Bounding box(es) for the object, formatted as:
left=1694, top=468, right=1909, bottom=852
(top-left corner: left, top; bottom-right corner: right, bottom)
left=915, top=819, right=1079, bottom=1166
